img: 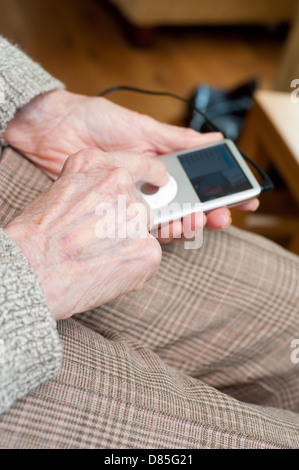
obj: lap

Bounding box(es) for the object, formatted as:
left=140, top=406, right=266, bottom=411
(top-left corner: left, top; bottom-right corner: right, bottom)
left=0, top=147, right=298, bottom=448
left=77, top=225, right=299, bottom=409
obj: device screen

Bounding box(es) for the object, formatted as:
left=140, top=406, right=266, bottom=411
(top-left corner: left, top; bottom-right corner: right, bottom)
left=178, top=143, right=253, bottom=202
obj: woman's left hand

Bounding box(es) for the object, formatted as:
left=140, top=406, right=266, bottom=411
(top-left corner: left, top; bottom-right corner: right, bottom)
left=4, top=89, right=259, bottom=238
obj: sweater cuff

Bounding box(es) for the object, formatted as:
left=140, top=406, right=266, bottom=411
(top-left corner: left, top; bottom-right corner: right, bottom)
left=0, top=229, right=62, bottom=413
left=0, top=37, right=65, bottom=140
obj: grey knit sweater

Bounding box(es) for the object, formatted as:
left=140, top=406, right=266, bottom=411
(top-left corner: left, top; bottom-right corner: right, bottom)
left=0, top=37, right=64, bottom=414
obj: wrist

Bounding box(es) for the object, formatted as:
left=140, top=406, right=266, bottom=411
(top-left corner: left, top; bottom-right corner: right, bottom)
left=3, top=89, right=72, bottom=152
left=4, top=219, right=58, bottom=320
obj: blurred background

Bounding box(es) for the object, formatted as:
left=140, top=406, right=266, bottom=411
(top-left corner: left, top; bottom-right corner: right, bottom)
left=0, top=0, right=298, bottom=252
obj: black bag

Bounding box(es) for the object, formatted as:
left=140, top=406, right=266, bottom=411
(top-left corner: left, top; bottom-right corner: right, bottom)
left=187, top=79, right=258, bottom=141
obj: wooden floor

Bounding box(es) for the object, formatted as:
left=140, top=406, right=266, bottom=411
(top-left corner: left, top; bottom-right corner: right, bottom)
left=1, top=0, right=296, bottom=249
left=0, top=0, right=286, bottom=125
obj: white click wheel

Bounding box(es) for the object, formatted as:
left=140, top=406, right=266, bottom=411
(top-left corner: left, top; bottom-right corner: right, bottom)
left=136, top=176, right=178, bottom=210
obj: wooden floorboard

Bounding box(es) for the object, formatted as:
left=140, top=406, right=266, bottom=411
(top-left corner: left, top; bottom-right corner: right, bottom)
left=0, top=0, right=286, bottom=125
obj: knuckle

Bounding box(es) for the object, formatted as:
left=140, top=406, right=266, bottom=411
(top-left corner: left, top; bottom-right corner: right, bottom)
left=150, top=237, right=162, bottom=266
left=64, top=148, right=104, bottom=173
left=112, top=167, right=134, bottom=190
left=64, top=150, right=88, bottom=172
left=139, top=155, right=150, bottom=174
left=63, top=154, right=78, bottom=172
left=140, top=235, right=162, bottom=268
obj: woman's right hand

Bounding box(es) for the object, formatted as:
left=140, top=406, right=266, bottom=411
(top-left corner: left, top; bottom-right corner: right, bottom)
left=4, top=148, right=167, bottom=321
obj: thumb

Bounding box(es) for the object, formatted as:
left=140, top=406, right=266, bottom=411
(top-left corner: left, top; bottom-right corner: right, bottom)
left=151, top=121, right=223, bottom=155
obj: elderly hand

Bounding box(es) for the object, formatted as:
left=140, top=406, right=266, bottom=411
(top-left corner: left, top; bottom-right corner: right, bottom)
left=4, top=148, right=172, bottom=321
left=4, top=89, right=259, bottom=235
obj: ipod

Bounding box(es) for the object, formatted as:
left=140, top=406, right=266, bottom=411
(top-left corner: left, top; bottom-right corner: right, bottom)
left=136, top=139, right=261, bottom=227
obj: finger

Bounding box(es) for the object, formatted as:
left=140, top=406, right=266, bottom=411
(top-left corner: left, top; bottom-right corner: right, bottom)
left=205, top=207, right=232, bottom=230
left=235, top=198, right=260, bottom=212
left=61, top=148, right=169, bottom=187
left=116, top=152, right=169, bottom=186
left=155, top=219, right=183, bottom=245
left=182, top=211, right=207, bottom=236
left=150, top=121, right=223, bottom=155
left=60, top=147, right=117, bottom=178
left=154, top=211, right=207, bottom=244
left=84, top=149, right=169, bottom=187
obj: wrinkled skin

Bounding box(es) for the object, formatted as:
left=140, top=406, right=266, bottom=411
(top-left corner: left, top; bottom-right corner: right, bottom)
left=4, top=89, right=259, bottom=238
left=5, top=148, right=166, bottom=321
left=4, top=90, right=260, bottom=320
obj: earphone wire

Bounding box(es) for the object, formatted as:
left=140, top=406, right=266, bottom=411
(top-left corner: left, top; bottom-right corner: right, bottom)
left=98, top=85, right=273, bottom=192
left=98, top=85, right=221, bottom=132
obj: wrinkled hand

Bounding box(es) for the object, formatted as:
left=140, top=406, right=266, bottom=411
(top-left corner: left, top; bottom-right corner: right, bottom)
left=4, top=89, right=259, bottom=234
left=4, top=148, right=170, bottom=321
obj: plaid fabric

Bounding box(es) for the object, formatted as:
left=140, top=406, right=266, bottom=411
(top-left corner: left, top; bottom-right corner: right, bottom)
left=0, top=147, right=298, bottom=449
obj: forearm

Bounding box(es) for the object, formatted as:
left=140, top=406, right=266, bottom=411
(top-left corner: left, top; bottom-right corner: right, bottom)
left=0, top=36, right=64, bottom=142
left=0, top=229, right=62, bottom=414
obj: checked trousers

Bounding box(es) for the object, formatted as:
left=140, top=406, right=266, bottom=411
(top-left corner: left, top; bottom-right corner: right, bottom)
left=0, top=147, right=298, bottom=448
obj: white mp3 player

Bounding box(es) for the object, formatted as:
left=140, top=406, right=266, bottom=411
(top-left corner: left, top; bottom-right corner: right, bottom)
left=136, top=139, right=261, bottom=227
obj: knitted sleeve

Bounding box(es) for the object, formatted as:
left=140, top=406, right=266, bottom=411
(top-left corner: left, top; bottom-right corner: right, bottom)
left=0, top=229, right=62, bottom=413
left=0, top=36, right=64, bottom=140
left=0, top=37, right=64, bottom=412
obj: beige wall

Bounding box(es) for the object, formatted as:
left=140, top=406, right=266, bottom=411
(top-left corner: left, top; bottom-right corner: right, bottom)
left=108, top=0, right=298, bottom=26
